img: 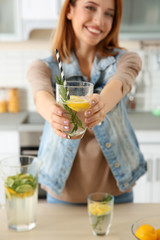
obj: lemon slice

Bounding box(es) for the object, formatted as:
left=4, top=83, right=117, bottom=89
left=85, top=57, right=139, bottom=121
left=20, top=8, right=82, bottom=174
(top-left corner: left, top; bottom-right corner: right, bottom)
left=66, top=95, right=90, bottom=112
left=88, top=202, right=111, bottom=216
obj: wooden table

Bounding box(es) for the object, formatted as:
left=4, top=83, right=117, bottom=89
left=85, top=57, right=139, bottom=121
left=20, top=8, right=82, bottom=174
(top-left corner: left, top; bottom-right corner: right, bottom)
left=1, top=201, right=160, bottom=240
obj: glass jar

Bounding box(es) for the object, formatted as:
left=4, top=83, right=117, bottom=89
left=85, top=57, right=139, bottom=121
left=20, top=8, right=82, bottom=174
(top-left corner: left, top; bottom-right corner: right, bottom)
left=8, top=88, right=19, bottom=113
left=0, top=88, right=7, bottom=113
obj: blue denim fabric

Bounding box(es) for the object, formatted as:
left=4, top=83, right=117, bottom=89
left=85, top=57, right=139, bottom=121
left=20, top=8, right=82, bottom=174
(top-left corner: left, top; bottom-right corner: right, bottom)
left=37, top=50, right=147, bottom=197
left=47, top=191, right=133, bottom=204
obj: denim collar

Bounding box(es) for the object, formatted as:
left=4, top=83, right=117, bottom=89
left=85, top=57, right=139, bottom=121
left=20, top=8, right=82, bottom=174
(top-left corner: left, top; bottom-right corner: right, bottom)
left=62, top=51, right=116, bottom=80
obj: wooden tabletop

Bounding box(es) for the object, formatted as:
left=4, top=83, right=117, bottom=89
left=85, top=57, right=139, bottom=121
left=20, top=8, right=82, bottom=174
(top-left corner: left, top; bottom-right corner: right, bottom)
left=1, top=201, right=160, bottom=240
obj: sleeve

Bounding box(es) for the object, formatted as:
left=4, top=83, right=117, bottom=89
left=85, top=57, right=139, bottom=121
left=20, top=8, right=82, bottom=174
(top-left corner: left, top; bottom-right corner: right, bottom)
left=27, top=60, right=54, bottom=99
left=109, top=52, right=142, bottom=96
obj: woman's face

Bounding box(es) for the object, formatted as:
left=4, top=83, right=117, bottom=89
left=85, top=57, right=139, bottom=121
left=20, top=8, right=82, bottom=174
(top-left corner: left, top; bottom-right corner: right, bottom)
left=67, top=0, right=115, bottom=49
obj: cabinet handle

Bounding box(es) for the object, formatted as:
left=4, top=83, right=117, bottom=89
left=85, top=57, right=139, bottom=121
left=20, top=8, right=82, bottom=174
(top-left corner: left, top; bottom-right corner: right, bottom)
left=156, top=158, right=160, bottom=181
left=147, top=158, right=153, bottom=182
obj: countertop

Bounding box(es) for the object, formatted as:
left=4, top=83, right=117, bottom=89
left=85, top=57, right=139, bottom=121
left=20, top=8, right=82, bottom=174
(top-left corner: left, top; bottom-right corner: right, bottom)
left=1, top=201, right=160, bottom=239
left=0, top=112, right=44, bottom=132
left=0, top=111, right=160, bottom=132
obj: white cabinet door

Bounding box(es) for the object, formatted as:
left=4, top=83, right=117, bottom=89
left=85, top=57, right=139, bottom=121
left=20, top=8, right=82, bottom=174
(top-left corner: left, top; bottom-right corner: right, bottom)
left=0, top=131, right=20, bottom=158
left=0, top=0, right=21, bottom=41
left=133, top=131, right=160, bottom=203
left=21, top=0, right=64, bottom=40
left=21, top=0, right=62, bottom=20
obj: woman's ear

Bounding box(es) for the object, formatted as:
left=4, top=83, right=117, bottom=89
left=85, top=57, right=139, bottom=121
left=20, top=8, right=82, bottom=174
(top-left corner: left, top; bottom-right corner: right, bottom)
left=66, top=4, right=72, bottom=20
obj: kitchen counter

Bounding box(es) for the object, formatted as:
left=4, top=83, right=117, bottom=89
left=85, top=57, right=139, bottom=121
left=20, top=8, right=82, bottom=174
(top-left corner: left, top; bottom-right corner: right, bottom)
left=128, top=111, right=160, bottom=131
left=1, top=201, right=160, bottom=239
left=0, top=111, right=160, bottom=132
left=0, top=112, right=44, bottom=132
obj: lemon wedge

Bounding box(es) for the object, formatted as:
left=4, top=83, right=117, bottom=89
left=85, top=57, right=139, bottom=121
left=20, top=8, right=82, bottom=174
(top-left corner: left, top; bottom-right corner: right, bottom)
left=66, top=95, right=89, bottom=112
left=88, top=202, right=111, bottom=216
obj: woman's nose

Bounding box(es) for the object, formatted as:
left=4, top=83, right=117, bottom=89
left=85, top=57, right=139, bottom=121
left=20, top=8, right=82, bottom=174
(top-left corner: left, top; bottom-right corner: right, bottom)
left=93, top=11, right=104, bottom=26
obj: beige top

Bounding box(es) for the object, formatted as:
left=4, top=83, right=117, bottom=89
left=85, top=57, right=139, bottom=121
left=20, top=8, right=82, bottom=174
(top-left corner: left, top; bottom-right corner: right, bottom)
left=43, top=128, right=125, bottom=203
left=27, top=52, right=141, bottom=202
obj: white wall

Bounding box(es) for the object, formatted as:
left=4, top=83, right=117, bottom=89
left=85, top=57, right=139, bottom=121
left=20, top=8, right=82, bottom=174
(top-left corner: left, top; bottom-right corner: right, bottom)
left=0, top=31, right=160, bottom=112
left=0, top=30, right=52, bottom=111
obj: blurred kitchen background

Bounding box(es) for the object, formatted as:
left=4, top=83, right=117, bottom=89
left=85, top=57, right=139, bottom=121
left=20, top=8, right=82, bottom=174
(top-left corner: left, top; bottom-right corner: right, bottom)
left=0, top=0, right=160, bottom=204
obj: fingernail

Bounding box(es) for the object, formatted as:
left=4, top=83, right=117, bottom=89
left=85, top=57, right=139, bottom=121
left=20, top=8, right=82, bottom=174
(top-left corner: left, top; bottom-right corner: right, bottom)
left=64, top=120, right=69, bottom=125
left=91, top=100, right=95, bottom=106
left=62, top=133, right=66, bottom=138
left=58, top=110, right=63, bottom=116
left=86, top=118, right=91, bottom=122
left=64, top=126, right=69, bottom=130
left=86, top=110, right=91, bottom=116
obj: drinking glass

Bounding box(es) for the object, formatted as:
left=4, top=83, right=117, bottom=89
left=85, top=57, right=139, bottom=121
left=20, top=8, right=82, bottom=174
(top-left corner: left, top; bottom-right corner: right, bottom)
left=0, top=155, right=41, bottom=231
left=56, top=81, right=93, bottom=139
left=87, top=192, right=114, bottom=236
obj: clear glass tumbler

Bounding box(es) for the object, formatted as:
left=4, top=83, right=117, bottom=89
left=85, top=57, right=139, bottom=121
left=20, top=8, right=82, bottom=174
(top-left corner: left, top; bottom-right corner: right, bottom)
left=87, top=192, right=114, bottom=236
left=56, top=81, right=93, bottom=139
left=0, top=155, right=41, bottom=231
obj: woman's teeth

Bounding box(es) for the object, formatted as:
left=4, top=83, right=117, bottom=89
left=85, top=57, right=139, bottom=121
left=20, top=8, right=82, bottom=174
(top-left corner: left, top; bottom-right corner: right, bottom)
left=87, top=27, right=101, bottom=34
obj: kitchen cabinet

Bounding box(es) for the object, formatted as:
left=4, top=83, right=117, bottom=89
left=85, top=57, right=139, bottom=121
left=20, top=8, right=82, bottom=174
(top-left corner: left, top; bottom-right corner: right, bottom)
left=120, top=0, right=160, bottom=40
left=21, top=0, right=63, bottom=40
left=133, top=130, right=160, bottom=203
left=0, top=0, right=21, bottom=41
left=21, top=0, right=62, bottom=20
left=0, top=0, right=64, bottom=41
left=0, top=131, right=20, bottom=158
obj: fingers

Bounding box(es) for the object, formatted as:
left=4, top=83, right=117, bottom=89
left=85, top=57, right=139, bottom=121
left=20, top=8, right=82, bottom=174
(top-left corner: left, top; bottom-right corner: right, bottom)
left=84, top=94, right=105, bottom=128
left=50, top=104, right=71, bottom=139
left=52, top=128, right=69, bottom=139
left=50, top=103, right=64, bottom=118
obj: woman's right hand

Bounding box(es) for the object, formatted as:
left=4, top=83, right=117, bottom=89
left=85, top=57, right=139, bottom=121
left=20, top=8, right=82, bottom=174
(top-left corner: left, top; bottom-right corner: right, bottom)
left=35, top=91, right=71, bottom=139
left=50, top=103, right=71, bottom=139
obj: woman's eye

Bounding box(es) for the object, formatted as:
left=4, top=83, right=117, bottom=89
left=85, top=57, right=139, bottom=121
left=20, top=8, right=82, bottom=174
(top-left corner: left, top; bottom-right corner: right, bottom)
left=105, top=12, right=114, bottom=18
left=86, top=6, right=95, bottom=11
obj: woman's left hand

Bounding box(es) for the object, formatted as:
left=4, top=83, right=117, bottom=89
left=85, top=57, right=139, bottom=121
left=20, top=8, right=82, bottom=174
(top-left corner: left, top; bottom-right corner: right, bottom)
left=84, top=94, right=106, bottom=128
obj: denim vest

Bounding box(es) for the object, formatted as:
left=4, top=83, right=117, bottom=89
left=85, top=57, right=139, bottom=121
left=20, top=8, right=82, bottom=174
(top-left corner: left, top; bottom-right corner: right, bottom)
left=37, top=49, right=147, bottom=195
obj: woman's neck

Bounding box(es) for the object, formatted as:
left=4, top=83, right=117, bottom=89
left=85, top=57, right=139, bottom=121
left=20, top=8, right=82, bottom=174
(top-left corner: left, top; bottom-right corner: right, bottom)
left=75, top=44, right=96, bottom=81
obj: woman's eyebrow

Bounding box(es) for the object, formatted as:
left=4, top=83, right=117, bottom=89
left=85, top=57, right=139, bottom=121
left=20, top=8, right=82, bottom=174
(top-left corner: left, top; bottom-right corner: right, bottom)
left=86, top=1, right=115, bottom=12
left=107, top=8, right=115, bottom=12
left=86, top=1, right=99, bottom=6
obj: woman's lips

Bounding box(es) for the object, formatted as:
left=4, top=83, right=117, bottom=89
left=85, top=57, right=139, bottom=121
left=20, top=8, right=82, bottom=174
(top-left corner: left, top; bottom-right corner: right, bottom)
left=86, top=27, right=102, bottom=35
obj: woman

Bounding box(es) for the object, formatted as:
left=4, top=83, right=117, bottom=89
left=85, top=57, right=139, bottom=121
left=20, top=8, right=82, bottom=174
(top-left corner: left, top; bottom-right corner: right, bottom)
left=27, top=0, right=147, bottom=204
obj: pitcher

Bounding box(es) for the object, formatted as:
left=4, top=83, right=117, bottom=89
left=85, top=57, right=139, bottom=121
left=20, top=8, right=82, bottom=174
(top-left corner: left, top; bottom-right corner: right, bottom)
left=0, top=155, right=41, bottom=231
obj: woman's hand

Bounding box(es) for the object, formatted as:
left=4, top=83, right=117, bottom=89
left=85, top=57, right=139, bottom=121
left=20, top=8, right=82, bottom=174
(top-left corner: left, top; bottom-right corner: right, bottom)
left=50, top=103, right=71, bottom=139
left=35, top=91, right=71, bottom=139
left=84, top=80, right=124, bottom=128
left=84, top=94, right=106, bottom=128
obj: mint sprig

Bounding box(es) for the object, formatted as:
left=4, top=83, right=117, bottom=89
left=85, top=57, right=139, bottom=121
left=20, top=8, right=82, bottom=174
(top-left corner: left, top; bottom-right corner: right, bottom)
left=55, top=75, right=85, bottom=136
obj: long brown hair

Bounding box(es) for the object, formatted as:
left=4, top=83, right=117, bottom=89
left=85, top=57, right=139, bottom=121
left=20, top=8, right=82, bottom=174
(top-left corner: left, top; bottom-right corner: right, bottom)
left=51, top=0, right=123, bottom=61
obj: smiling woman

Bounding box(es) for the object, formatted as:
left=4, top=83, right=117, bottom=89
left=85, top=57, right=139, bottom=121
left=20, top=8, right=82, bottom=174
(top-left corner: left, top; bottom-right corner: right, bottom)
left=52, top=0, right=123, bottom=61
left=66, top=0, right=115, bottom=49
left=27, top=0, right=147, bottom=208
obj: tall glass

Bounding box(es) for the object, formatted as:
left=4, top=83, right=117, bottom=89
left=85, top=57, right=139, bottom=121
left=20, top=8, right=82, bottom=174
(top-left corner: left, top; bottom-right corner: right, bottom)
left=0, top=155, right=41, bottom=231
left=56, top=81, right=93, bottom=139
left=88, top=192, right=114, bottom=236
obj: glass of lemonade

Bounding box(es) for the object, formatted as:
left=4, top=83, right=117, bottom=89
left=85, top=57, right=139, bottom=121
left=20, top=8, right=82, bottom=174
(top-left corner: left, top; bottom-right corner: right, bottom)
left=56, top=81, right=93, bottom=139
left=87, top=192, right=114, bottom=236
left=0, top=155, right=41, bottom=231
